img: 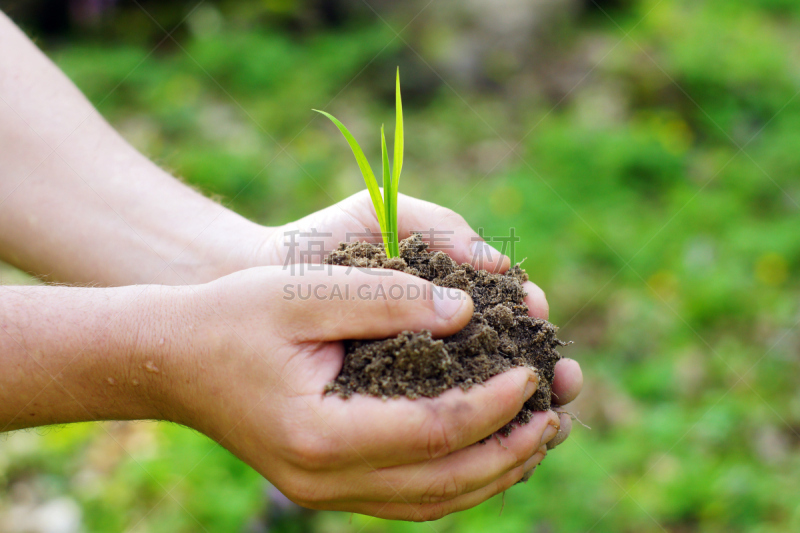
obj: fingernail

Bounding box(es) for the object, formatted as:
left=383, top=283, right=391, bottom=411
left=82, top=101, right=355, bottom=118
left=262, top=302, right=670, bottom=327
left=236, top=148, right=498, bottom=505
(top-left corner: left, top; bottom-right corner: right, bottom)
left=540, top=424, right=558, bottom=447
left=547, top=411, right=572, bottom=450
left=524, top=373, right=539, bottom=399
left=432, top=288, right=469, bottom=320
left=470, top=241, right=505, bottom=267
left=540, top=414, right=560, bottom=447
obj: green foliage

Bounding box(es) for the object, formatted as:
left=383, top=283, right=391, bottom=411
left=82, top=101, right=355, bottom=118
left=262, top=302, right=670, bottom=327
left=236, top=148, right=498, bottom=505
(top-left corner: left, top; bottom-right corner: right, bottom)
left=313, top=68, right=404, bottom=257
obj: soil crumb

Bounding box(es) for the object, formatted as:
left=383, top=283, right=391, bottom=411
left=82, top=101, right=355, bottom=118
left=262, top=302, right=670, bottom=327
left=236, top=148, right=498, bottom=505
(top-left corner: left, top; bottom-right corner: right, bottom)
left=324, top=234, right=566, bottom=435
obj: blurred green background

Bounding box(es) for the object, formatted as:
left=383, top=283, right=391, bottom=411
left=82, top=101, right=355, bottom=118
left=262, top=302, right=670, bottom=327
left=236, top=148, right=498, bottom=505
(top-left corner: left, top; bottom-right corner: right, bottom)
left=1, top=0, right=800, bottom=531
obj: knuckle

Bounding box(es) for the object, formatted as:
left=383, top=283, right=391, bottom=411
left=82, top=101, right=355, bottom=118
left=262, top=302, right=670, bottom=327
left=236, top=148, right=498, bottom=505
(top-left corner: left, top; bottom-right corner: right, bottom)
left=279, top=315, right=315, bottom=343
left=433, top=206, right=467, bottom=229
left=374, top=274, right=427, bottom=324
left=341, top=190, right=380, bottom=226
left=424, top=412, right=453, bottom=459
left=343, top=189, right=370, bottom=209
left=511, top=444, right=533, bottom=470
left=410, top=504, right=449, bottom=522
left=290, top=435, right=339, bottom=471
left=420, top=472, right=463, bottom=504
left=375, top=276, right=402, bottom=319
left=490, top=433, right=529, bottom=471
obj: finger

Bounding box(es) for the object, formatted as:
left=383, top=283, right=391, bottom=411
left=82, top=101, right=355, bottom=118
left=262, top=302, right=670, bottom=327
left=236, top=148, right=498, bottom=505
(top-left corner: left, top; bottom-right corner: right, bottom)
left=395, top=194, right=511, bottom=274
left=355, top=410, right=558, bottom=503
left=345, top=448, right=546, bottom=521
left=522, top=281, right=548, bottom=319
left=276, top=191, right=510, bottom=272
left=552, top=358, right=582, bottom=406
left=318, top=367, right=539, bottom=466
left=521, top=444, right=548, bottom=482
left=276, top=266, right=473, bottom=341
left=547, top=410, right=572, bottom=449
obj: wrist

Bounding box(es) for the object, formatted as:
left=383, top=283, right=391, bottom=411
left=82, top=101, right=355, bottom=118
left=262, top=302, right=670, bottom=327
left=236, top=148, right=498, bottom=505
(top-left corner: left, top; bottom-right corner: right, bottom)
left=0, top=285, right=188, bottom=430
left=178, top=215, right=278, bottom=283
left=122, top=284, right=197, bottom=424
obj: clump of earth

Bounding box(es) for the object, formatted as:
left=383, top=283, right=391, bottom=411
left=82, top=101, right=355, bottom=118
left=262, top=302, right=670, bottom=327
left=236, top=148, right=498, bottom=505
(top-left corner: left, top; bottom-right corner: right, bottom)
left=324, top=234, right=566, bottom=435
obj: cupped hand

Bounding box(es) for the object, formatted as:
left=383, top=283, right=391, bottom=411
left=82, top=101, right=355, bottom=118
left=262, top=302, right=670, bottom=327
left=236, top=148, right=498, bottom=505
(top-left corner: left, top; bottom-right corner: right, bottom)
left=258, top=190, right=583, bottom=445
left=157, top=264, right=578, bottom=521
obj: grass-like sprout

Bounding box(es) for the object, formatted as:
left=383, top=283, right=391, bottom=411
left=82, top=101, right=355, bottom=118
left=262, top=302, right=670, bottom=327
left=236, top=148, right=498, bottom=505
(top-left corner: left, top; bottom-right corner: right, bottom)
left=314, top=68, right=404, bottom=258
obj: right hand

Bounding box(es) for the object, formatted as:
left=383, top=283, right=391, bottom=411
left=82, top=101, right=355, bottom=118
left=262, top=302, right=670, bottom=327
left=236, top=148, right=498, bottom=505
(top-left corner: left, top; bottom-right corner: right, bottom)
left=148, top=265, right=571, bottom=521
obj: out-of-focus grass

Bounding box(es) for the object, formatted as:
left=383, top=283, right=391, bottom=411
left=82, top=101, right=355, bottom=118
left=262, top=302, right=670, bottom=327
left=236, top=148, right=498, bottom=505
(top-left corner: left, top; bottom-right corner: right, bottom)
left=2, top=0, right=800, bottom=531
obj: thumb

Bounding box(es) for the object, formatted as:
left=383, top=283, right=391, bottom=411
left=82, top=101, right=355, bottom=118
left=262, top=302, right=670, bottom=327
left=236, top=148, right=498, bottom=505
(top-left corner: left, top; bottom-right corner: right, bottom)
left=277, top=265, right=473, bottom=342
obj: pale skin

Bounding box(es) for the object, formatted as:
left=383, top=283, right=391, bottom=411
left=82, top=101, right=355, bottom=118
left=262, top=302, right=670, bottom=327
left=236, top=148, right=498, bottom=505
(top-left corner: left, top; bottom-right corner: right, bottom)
left=0, top=12, right=583, bottom=521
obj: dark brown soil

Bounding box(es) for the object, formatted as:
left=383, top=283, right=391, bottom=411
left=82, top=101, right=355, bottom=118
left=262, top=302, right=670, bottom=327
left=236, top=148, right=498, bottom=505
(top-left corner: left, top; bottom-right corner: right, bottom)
left=323, top=234, right=566, bottom=436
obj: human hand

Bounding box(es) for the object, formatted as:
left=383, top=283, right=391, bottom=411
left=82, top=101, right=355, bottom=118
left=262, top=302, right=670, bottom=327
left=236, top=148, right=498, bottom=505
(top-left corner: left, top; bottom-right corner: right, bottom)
left=258, top=190, right=583, bottom=446
left=149, top=264, right=579, bottom=521
left=261, top=190, right=511, bottom=272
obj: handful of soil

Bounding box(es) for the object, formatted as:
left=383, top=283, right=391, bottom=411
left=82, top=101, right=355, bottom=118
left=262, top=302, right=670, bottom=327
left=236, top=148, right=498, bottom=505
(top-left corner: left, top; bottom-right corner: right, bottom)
left=324, top=234, right=566, bottom=435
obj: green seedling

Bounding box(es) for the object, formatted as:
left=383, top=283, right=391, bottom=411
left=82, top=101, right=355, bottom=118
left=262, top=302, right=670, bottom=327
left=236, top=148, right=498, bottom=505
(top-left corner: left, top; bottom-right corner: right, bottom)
left=314, top=68, right=404, bottom=258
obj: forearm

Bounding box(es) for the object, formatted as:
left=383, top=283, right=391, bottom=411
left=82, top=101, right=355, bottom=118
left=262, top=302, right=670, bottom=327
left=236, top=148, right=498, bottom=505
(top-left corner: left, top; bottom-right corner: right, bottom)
left=0, top=284, right=179, bottom=431
left=0, top=12, right=271, bottom=286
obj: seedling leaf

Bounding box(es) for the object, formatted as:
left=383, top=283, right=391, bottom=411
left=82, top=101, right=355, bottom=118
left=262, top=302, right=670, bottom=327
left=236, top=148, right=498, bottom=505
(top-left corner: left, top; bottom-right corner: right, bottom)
left=380, top=124, right=397, bottom=256
left=312, top=109, right=387, bottom=234
left=313, top=69, right=405, bottom=259
left=391, top=68, right=403, bottom=258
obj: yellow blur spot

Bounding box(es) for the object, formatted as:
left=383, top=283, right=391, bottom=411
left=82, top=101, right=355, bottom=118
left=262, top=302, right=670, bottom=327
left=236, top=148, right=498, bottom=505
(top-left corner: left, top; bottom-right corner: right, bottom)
left=658, top=119, right=694, bottom=156
left=163, top=74, right=202, bottom=108
left=489, top=185, right=523, bottom=217
left=755, top=253, right=788, bottom=287
left=263, top=0, right=296, bottom=14
left=648, top=270, right=679, bottom=301
left=634, top=112, right=694, bottom=156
